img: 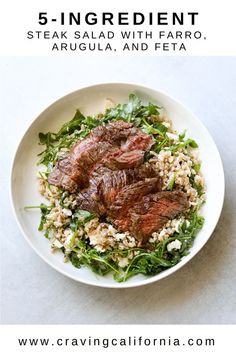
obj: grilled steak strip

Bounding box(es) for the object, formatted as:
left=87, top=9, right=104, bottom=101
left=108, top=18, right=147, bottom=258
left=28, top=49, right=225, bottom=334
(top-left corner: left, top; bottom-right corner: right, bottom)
left=76, top=165, right=161, bottom=216
left=132, top=191, right=188, bottom=244
left=48, top=121, right=154, bottom=192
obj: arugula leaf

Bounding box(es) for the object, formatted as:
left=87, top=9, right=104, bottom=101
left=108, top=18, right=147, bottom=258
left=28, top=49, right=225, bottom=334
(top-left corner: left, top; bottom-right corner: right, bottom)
left=82, top=116, right=101, bottom=128
left=188, top=140, right=198, bottom=148
left=39, top=132, right=56, bottom=145
left=70, top=209, right=95, bottom=232
left=167, top=172, right=177, bottom=191
left=193, top=163, right=201, bottom=173
left=37, top=110, right=89, bottom=166
left=178, top=129, right=186, bottom=141
left=139, top=102, right=161, bottom=118
left=117, top=252, right=172, bottom=282
left=153, top=122, right=168, bottom=134
left=141, top=118, right=167, bottom=137
left=39, top=208, right=50, bottom=232
left=125, top=93, right=141, bottom=115
left=59, top=191, right=69, bottom=207
left=70, top=252, right=82, bottom=269
left=57, top=110, right=85, bottom=136
left=105, top=93, right=161, bottom=123
left=195, top=183, right=204, bottom=197
left=24, top=204, right=52, bottom=232
left=152, top=136, right=171, bottom=153
left=169, top=138, right=198, bottom=152
left=69, top=247, right=119, bottom=276
left=189, top=173, right=205, bottom=196
left=105, top=93, right=142, bottom=121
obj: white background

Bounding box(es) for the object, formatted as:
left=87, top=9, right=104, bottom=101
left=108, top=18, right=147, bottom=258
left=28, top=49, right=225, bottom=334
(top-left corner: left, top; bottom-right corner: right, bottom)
left=0, top=56, right=235, bottom=324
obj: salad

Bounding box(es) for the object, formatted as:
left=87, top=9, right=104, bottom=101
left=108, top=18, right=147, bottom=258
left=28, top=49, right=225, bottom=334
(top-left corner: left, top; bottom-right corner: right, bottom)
left=26, top=94, right=205, bottom=282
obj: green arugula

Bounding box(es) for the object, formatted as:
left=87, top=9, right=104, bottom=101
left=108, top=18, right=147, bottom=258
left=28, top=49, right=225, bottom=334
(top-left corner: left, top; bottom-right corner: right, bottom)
left=67, top=212, right=204, bottom=282
left=70, top=209, right=95, bottom=232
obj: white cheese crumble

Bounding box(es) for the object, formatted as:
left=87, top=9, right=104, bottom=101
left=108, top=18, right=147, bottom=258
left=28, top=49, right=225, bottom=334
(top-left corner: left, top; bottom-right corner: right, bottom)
left=167, top=240, right=182, bottom=252
left=62, top=208, right=72, bottom=217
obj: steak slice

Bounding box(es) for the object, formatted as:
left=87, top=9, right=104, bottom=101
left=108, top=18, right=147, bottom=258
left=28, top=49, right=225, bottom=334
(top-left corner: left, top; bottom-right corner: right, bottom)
left=121, top=133, right=154, bottom=152
left=76, top=165, right=160, bottom=216
left=104, top=150, right=145, bottom=170
left=48, top=121, right=154, bottom=192
left=110, top=177, right=161, bottom=218
left=130, top=191, right=189, bottom=244
left=70, top=141, right=112, bottom=186
left=103, top=120, right=133, bottom=141
left=109, top=190, right=188, bottom=245
left=101, top=165, right=161, bottom=209
left=47, top=164, right=78, bottom=193
left=48, top=128, right=108, bottom=192
left=75, top=178, right=106, bottom=216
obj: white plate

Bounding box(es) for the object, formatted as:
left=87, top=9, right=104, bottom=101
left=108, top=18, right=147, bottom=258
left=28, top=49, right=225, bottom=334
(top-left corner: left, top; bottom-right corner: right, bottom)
left=10, top=83, right=225, bottom=288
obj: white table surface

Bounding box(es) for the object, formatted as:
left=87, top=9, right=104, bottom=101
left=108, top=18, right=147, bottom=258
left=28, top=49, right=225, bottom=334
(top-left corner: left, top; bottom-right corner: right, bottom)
left=0, top=56, right=235, bottom=324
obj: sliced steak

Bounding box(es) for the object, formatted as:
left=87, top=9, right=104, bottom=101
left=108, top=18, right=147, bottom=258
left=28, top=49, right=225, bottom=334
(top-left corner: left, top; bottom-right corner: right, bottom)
left=70, top=141, right=112, bottom=186
left=75, top=178, right=106, bottom=216
left=48, top=128, right=107, bottom=191
left=76, top=165, right=160, bottom=215
left=103, top=120, right=133, bottom=141
left=121, top=133, right=154, bottom=152
left=100, top=169, right=139, bottom=207
left=47, top=165, right=78, bottom=193
left=110, top=177, right=161, bottom=218
left=104, top=150, right=145, bottom=170
left=48, top=121, right=154, bottom=192
left=130, top=191, right=189, bottom=244
left=48, top=118, right=189, bottom=246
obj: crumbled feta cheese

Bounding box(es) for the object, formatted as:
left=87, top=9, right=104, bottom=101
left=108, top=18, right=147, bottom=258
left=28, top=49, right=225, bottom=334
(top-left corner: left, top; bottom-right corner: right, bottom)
left=167, top=240, right=182, bottom=252
left=118, top=258, right=129, bottom=268
left=159, top=229, right=167, bottom=238
left=162, top=122, right=171, bottom=128
left=185, top=220, right=190, bottom=228
left=115, top=233, right=126, bottom=241
left=62, top=208, right=72, bottom=217
left=52, top=239, right=64, bottom=249
left=173, top=219, right=183, bottom=233
left=166, top=132, right=178, bottom=140
left=64, top=229, right=74, bottom=245
left=53, top=221, right=63, bottom=228
left=194, top=175, right=203, bottom=185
